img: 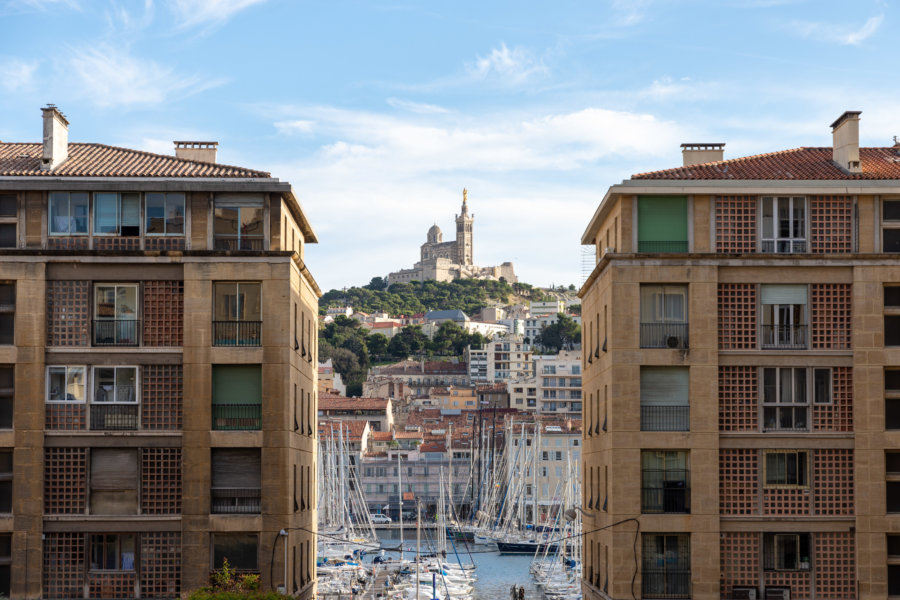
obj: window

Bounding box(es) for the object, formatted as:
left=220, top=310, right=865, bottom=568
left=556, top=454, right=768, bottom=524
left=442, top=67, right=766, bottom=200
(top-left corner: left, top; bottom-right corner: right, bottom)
left=0, top=283, right=13, bottom=346
left=0, top=194, right=16, bottom=248
left=761, top=196, right=806, bottom=253
left=145, top=192, right=185, bottom=235
left=762, top=368, right=809, bottom=431
left=641, top=451, right=689, bottom=514
left=764, top=450, right=808, bottom=487
left=93, top=192, right=140, bottom=236
left=760, top=285, right=807, bottom=349
left=211, top=449, right=261, bottom=514
left=763, top=533, right=810, bottom=571
left=213, top=533, right=259, bottom=571
left=212, top=365, right=262, bottom=430
left=637, top=195, right=688, bottom=253
left=0, top=532, right=9, bottom=596
left=93, top=284, right=138, bottom=346
left=47, top=366, right=85, bottom=403
left=90, top=534, right=135, bottom=570
left=640, top=285, right=688, bottom=348
left=0, top=450, right=10, bottom=513
left=886, top=370, right=900, bottom=430
left=93, top=367, right=137, bottom=403
left=883, top=199, right=900, bottom=252
left=640, top=367, right=689, bottom=431
left=49, top=192, right=89, bottom=235
left=213, top=282, right=262, bottom=346
left=889, top=534, right=900, bottom=595
left=886, top=287, right=900, bottom=346
left=214, top=194, right=264, bottom=250
left=90, top=449, right=138, bottom=514
left=0, top=367, right=11, bottom=429
left=641, top=533, right=690, bottom=598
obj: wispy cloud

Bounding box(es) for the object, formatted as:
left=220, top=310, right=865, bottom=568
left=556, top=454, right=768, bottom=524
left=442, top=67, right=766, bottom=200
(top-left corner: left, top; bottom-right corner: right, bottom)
left=274, top=120, right=316, bottom=135
left=610, top=0, right=654, bottom=26
left=64, top=44, right=225, bottom=108
left=0, top=57, right=39, bottom=92
left=465, top=43, right=548, bottom=86
left=167, top=0, right=267, bottom=28
left=788, top=14, right=883, bottom=45
left=386, top=98, right=450, bottom=115
left=104, top=0, right=155, bottom=34
left=3, top=0, right=80, bottom=11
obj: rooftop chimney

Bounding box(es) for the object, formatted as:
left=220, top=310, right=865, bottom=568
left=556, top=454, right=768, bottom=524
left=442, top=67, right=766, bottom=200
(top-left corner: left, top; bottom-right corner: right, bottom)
left=681, top=143, right=725, bottom=167
left=831, top=111, right=862, bottom=174
left=174, top=141, right=218, bottom=163
left=41, top=104, right=69, bottom=171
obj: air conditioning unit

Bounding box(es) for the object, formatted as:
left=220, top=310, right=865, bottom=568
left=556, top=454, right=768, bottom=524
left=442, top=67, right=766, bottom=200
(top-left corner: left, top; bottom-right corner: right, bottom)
left=665, top=335, right=682, bottom=348
left=732, top=586, right=757, bottom=600
left=765, top=587, right=790, bottom=600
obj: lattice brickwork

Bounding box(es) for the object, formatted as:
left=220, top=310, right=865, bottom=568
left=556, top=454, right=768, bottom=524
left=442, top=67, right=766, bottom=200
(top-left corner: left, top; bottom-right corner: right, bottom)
left=720, top=533, right=759, bottom=598
left=815, top=532, right=856, bottom=599
left=145, top=237, right=186, bottom=251
left=763, top=485, right=810, bottom=515
left=44, top=447, right=86, bottom=514
left=45, top=403, right=86, bottom=430
left=143, top=281, right=184, bottom=346
left=47, top=237, right=89, bottom=250
left=720, top=449, right=758, bottom=515
left=716, top=196, right=757, bottom=253
left=141, top=532, right=181, bottom=598
left=142, top=448, right=182, bottom=514
left=43, top=532, right=85, bottom=599
left=94, top=237, right=141, bottom=251
left=814, top=449, right=854, bottom=515
left=764, top=570, right=811, bottom=600
left=47, top=280, right=90, bottom=346
left=811, top=284, right=851, bottom=350
left=89, top=571, right=135, bottom=599
left=718, top=284, right=757, bottom=350
left=719, top=366, right=758, bottom=431
left=814, top=367, right=853, bottom=432
left=142, top=365, right=183, bottom=430
left=810, top=195, right=853, bottom=254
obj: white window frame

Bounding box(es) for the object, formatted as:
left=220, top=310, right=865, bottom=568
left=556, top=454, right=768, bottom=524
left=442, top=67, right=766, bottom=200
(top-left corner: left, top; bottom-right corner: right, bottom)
left=92, top=192, right=141, bottom=236
left=46, top=366, right=87, bottom=403
left=760, top=196, right=807, bottom=253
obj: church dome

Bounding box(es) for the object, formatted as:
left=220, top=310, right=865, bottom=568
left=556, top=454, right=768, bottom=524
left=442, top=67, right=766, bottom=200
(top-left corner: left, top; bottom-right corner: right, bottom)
left=427, top=224, right=442, bottom=243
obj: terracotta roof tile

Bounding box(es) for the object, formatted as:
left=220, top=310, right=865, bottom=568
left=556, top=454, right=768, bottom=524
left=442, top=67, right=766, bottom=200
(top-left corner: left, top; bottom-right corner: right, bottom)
left=632, top=147, right=900, bottom=181
left=319, top=396, right=389, bottom=411
left=0, top=142, right=270, bottom=178
left=370, top=431, right=393, bottom=441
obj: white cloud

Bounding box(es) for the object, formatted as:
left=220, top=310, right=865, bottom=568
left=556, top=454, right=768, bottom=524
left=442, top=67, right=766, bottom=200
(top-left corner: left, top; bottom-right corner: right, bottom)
left=386, top=98, right=450, bottom=115
left=274, top=120, right=316, bottom=135
left=610, top=0, right=653, bottom=26
left=64, top=44, right=225, bottom=108
left=0, top=57, right=39, bottom=92
left=465, top=43, right=549, bottom=86
left=788, top=14, right=883, bottom=45
left=3, top=0, right=80, bottom=11
left=167, top=0, right=266, bottom=28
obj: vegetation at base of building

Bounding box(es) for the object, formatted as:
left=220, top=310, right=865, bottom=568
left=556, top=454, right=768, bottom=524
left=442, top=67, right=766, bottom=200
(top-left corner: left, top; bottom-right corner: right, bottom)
left=319, top=278, right=552, bottom=316
left=320, top=316, right=486, bottom=396
left=535, top=313, right=581, bottom=352
left=188, top=560, right=293, bottom=600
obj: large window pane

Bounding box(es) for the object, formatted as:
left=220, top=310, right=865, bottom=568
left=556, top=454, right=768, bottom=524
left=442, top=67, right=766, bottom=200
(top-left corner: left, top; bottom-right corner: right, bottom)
left=213, top=533, right=258, bottom=571
left=48, top=366, right=85, bottom=402
left=93, top=192, right=118, bottom=234
left=884, top=229, right=900, bottom=252
left=886, top=316, right=900, bottom=346
left=146, top=192, right=185, bottom=235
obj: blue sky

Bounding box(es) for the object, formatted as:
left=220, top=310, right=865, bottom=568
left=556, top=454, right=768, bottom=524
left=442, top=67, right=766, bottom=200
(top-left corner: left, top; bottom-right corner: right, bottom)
left=0, top=0, right=897, bottom=291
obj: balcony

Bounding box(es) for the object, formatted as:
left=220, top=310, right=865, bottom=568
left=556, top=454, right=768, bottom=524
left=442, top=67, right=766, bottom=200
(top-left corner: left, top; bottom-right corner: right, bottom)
left=210, top=487, right=261, bottom=514
left=641, top=571, right=691, bottom=599
left=640, top=322, right=689, bottom=349
left=212, top=403, right=262, bottom=430
left=214, top=237, right=264, bottom=251
left=637, top=241, right=688, bottom=253
left=641, top=472, right=690, bottom=513
left=760, top=324, right=808, bottom=350
left=90, top=403, right=139, bottom=431
left=213, top=321, right=262, bottom=347
left=93, top=319, right=139, bottom=347
left=761, top=239, right=807, bottom=253
left=640, top=405, right=689, bottom=431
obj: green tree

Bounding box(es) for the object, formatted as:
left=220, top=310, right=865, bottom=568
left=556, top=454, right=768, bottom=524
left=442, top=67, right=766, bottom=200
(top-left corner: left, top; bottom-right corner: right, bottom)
left=536, top=313, right=582, bottom=352
left=366, top=332, right=389, bottom=358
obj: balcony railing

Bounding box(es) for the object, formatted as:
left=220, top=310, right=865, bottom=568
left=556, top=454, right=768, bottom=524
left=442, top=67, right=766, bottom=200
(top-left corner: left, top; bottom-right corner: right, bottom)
left=640, top=322, right=689, bottom=349
left=212, top=403, right=262, bottom=430
left=761, top=239, right=807, bottom=253
left=637, top=240, right=689, bottom=253
left=93, top=319, right=139, bottom=346
left=212, top=321, right=262, bottom=347
left=90, top=403, right=139, bottom=430
left=210, top=487, right=261, bottom=514
left=214, top=237, right=264, bottom=251
left=640, top=405, right=689, bottom=431
left=641, top=570, right=691, bottom=599
left=641, top=471, right=690, bottom=513
left=760, top=324, right=808, bottom=350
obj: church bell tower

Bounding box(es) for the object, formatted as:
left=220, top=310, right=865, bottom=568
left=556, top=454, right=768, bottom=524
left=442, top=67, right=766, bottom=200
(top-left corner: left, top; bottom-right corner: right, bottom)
left=455, top=188, right=474, bottom=266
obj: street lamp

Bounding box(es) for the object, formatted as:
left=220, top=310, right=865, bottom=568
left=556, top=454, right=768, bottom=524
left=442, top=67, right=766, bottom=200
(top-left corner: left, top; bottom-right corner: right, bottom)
left=278, top=529, right=288, bottom=593
left=563, top=506, right=596, bottom=522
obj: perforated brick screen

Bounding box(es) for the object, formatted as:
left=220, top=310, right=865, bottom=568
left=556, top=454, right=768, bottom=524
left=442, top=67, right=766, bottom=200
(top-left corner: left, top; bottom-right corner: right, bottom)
left=814, top=367, right=853, bottom=432
left=719, top=532, right=759, bottom=597
left=719, top=366, right=758, bottom=431
left=45, top=403, right=86, bottom=430
left=720, top=449, right=758, bottom=515
left=47, top=238, right=89, bottom=250
left=142, top=365, right=183, bottom=430
left=43, top=532, right=85, bottom=598
left=141, top=448, right=182, bottom=514
left=89, top=571, right=135, bottom=598
left=44, top=447, right=86, bottom=514
left=715, top=195, right=757, bottom=253
left=141, top=532, right=181, bottom=598
left=47, top=280, right=90, bottom=346
left=814, top=449, right=854, bottom=515
left=815, top=532, right=856, bottom=599
left=145, top=238, right=185, bottom=251
left=763, top=484, right=810, bottom=515
left=93, top=237, right=141, bottom=251
left=143, top=282, right=184, bottom=347
left=719, top=283, right=757, bottom=350
left=810, top=195, right=853, bottom=253
left=764, top=569, right=810, bottom=600
left=811, top=284, right=851, bottom=350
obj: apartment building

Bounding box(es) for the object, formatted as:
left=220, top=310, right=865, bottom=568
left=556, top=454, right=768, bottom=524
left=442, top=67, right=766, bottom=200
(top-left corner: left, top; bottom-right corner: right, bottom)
left=466, top=333, right=532, bottom=383
left=535, top=350, right=582, bottom=415
left=0, top=107, right=319, bottom=598
left=580, top=111, right=900, bottom=600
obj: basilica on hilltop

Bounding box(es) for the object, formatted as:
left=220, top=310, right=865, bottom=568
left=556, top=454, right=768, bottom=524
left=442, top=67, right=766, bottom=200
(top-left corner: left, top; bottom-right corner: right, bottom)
left=387, top=189, right=517, bottom=284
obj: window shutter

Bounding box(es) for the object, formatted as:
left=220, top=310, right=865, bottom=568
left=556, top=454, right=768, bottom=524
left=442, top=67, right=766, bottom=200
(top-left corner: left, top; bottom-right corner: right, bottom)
left=761, top=285, right=807, bottom=305
left=212, top=365, right=262, bottom=405
left=212, top=449, right=261, bottom=488
left=638, top=196, right=688, bottom=244
left=91, top=449, right=137, bottom=490
left=640, top=367, right=689, bottom=406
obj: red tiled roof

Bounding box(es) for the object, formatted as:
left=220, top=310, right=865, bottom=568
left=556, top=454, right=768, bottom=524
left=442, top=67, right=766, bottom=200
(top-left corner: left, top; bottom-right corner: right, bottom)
left=632, top=147, right=900, bottom=181
left=420, top=442, right=446, bottom=453
left=0, top=142, right=270, bottom=178
left=370, top=431, right=393, bottom=441
left=394, top=431, right=424, bottom=439
left=318, top=419, right=369, bottom=440
left=423, top=361, right=467, bottom=374
left=319, top=396, right=389, bottom=411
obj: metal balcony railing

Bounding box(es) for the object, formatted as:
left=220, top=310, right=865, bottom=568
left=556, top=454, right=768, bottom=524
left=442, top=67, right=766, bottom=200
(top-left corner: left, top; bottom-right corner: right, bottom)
left=90, top=403, right=139, bottom=430
left=212, top=403, right=262, bottom=430
left=760, top=324, right=808, bottom=350
left=761, top=239, right=807, bottom=253
left=210, top=487, right=261, bottom=514
left=212, top=321, right=262, bottom=347
left=640, top=405, right=689, bottom=431
left=637, top=240, right=689, bottom=253
left=214, top=237, right=264, bottom=251
left=641, top=570, right=691, bottom=599
left=640, top=322, right=689, bottom=349
left=641, top=471, right=690, bottom=513
left=93, top=319, right=139, bottom=346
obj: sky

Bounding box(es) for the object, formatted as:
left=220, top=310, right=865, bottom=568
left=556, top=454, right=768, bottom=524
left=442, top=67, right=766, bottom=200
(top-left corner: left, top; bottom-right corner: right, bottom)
left=0, top=0, right=897, bottom=292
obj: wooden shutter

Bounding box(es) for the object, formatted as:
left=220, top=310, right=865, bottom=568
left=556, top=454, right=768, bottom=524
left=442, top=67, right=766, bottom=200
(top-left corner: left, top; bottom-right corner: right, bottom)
left=211, top=449, right=261, bottom=488
left=91, top=449, right=138, bottom=515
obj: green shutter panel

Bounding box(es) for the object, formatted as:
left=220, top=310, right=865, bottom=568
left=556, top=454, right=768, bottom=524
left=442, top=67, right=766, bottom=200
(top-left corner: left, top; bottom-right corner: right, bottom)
left=212, top=365, right=262, bottom=405
left=638, top=196, right=688, bottom=252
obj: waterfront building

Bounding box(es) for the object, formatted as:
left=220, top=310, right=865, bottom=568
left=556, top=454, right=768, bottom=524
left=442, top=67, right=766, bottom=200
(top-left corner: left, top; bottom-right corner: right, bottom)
left=534, top=350, right=582, bottom=416
left=0, top=106, right=319, bottom=598
left=465, top=333, right=532, bottom=383
left=318, top=394, right=392, bottom=431
left=580, top=111, right=898, bottom=600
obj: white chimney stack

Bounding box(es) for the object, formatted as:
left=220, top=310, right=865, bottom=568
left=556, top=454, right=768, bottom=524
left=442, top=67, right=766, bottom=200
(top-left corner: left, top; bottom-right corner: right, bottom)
left=41, top=105, right=69, bottom=171
left=681, top=143, right=725, bottom=167
left=831, top=111, right=862, bottom=174
left=174, top=141, right=218, bottom=163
